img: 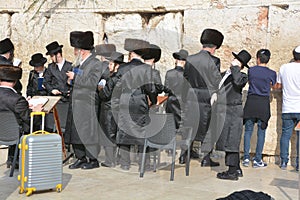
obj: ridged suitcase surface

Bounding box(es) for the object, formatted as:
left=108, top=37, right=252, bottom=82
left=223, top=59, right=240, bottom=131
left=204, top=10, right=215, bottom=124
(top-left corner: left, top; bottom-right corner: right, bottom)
left=18, top=112, right=62, bottom=196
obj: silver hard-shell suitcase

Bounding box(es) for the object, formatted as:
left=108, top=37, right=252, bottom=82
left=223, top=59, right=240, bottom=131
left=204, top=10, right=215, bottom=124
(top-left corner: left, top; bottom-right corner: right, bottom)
left=18, top=112, right=62, bottom=196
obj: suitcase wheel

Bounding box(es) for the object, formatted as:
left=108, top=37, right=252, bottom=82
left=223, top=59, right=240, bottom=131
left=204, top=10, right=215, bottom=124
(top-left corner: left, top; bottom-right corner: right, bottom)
left=56, top=184, right=62, bottom=193
left=26, top=190, right=32, bottom=196
left=19, top=188, right=24, bottom=194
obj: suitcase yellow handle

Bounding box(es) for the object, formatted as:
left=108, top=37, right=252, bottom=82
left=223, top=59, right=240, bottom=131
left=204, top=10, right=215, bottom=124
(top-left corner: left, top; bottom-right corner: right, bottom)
left=31, top=130, right=50, bottom=135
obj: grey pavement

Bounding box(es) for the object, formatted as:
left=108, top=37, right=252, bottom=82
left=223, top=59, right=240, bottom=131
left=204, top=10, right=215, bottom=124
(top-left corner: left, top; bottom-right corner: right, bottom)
left=0, top=148, right=298, bottom=200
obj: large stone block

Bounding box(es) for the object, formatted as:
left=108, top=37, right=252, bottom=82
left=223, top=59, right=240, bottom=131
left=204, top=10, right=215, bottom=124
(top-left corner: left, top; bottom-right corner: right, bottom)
left=11, top=12, right=102, bottom=93
left=268, top=4, right=300, bottom=72
left=183, top=7, right=268, bottom=71
left=0, top=14, right=11, bottom=39
left=104, top=12, right=183, bottom=80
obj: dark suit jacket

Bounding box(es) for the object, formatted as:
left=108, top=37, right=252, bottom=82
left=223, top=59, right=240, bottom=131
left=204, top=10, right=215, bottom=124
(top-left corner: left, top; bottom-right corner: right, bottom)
left=0, top=56, right=23, bottom=95
left=26, top=69, right=48, bottom=97
left=0, top=86, right=31, bottom=133
left=43, top=61, right=73, bottom=101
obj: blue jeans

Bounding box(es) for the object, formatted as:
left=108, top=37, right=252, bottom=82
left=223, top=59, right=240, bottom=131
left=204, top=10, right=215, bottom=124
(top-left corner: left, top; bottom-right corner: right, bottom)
left=243, top=119, right=266, bottom=162
left=280, top=113, right=300, bottom=164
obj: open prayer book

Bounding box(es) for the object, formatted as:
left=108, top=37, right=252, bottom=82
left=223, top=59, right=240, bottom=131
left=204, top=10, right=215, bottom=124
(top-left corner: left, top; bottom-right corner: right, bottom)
left=28, top=97, right=49, bottom=107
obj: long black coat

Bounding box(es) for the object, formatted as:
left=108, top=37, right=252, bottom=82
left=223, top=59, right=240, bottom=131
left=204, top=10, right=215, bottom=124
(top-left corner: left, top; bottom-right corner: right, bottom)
left=215, top=66, right=248, bottom=152
left=43, top=61, right=73, bottom=102
left=0, top=56, right=22, bottom=95
left=64, top=55, right=105, bottom=145
left=165, top=66, right=184, bottom=129
left=113, top=59, right=157, bottom=145
left=26, top=69, right=48, bottom=97
left=183, top=50, right=222, bottom=142
left=0, top=87, right=30, bottom=133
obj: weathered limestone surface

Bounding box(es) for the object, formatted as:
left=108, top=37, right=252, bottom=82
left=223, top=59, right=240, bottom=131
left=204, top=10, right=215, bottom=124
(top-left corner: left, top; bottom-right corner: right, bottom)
left=1, top=0, right=300, bottom=161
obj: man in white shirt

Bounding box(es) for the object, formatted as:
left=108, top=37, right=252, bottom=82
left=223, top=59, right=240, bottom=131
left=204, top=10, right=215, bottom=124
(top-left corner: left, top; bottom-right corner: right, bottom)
left=276, top=45, right=300, bottom=170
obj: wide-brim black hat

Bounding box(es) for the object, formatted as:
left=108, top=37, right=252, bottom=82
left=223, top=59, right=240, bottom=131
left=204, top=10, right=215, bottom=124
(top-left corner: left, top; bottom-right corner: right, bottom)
left=108, top=51, right=124, bottom=64
left=29, top=53, right=47, bottom=67
left=142, top=44, right=161, bottom=63
left=232, top=50, right=252, bottom=68
left=95, top=44, right=116, bottom=57
left=0, top=65, right=22, bottom=81
left=200, top=28, right=224, bottom=49
left=173, top=49, right=189, bottom=61
left=70, top=31, right=84, bottom=48
left=124, top=38, right=150, bottom=56
left=0, top=38, right=14, bottom=54
left=76, top=31, right=94, bottom=50
left=46, top=41, right=63, bottom=55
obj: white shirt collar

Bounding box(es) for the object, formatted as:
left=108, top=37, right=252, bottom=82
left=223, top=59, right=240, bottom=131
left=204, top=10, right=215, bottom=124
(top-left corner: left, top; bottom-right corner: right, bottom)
left=57, top=59, right=65, bottom=71
left=0, top=85, right=17, bottom=93
left=80, top=54, right=92, bottom=66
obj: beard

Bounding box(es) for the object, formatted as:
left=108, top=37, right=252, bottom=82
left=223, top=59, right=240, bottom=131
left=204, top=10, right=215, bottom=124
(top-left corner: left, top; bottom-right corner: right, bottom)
left=72, top=53, right=82, bottom=67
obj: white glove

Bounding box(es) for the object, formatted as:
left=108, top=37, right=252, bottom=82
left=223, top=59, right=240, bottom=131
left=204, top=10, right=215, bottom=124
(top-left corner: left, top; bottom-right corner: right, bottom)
left=210, top=93, right=217, bottom=106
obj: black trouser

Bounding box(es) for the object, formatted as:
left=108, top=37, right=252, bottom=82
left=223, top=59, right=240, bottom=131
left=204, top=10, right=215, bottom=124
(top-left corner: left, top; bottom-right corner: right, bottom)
left=225, top=151, right=241, bottom=172
left=104, top=146, right=117, bottom=165
left=73, top=144, right=100, bottom=161
left=119, top=145, right=150, bottom=167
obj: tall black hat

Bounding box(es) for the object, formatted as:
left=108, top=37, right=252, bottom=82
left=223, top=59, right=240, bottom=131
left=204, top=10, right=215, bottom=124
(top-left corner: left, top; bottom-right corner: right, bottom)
left=232, top=50, right=252, bottom=68
left=200, top=28, right=224, bottom=49
left=46, top=41, right=63, bottom=55
left=108, top=51, right=124, bottom=64
left=76, top=31, right=94, bottom=50
left=29, top=53, right=47, bottom=67
left=173, top=49, right=189, bottom=61
left=0, top=38, right=14, bottom=54
left=142, top=44, right=161, bottom=63
left=124, top=38, right=150, bottom=56
left=70, top=31, right=84, bottom=48
left=0, top=65, right=22, bottom=81
left=95, top=44, right=116, bottom=57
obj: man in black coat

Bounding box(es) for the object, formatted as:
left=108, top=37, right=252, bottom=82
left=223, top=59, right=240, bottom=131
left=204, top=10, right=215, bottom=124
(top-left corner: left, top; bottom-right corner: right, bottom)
left=0, top=65, right=43, bottom=168
left=0, top=38, right=22, bottom=94
left=112, top=38, right=157, bottom=171
left=183, top=28, right=223, bottom=167
left=26, top=53, right=48, bottom=98
left=44, top=41, right=73, bottom=102
left=98, top=51, right=125, bottom=168
left=65, top=31, right=106, bottom=170
left=215, top=50, right=251, bottom=180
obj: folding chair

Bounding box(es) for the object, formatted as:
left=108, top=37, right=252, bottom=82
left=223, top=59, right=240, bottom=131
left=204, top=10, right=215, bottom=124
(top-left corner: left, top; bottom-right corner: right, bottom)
left=139, top=113, right=192, bottom=181
left=0, top=111, right=22, bottom=177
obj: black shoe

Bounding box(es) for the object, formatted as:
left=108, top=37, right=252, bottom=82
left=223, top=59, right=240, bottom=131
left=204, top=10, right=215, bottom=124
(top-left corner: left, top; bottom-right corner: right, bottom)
left=217, top=171, right=238, bottom=181
left=179, top=154, right=186, bottom=164
left=81, top=160, right=100, bottom=170
left=101, top=162, right=115, bottom=168
left=201, top=158, right=220, bottom=167
left=69, top=158, right=87, bottom=169
left=120, top=165, right=130, bottom=171
left=190, top=150, right=200, bottom=159
left=236, top=169, right=243, bottom=177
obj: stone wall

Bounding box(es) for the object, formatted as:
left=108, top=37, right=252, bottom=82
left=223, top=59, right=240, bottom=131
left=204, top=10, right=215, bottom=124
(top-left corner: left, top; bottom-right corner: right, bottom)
left=1, top=0, right=299, bottom=162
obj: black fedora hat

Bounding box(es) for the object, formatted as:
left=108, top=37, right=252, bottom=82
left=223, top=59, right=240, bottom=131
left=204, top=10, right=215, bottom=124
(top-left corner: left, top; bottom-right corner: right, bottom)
left=232, top=50, right=252, bottom=68
left=0, top=38, right=14, bottom=54
left=0, top=64, right=22, bottom=81
left=173, top=49, right=189, bottom=61
left=124, top=38, right=150, bottom=56
left=29, top=53, right=47, bottom=67
left=46, top=41, right=63, bottom=55
left=108, top=51, right=124, bottom=64
left=142, top=44, right=161, bottom=63
left=200, top=28, right=224, bottom=49
left=95, top=44, right=116, bottom=57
